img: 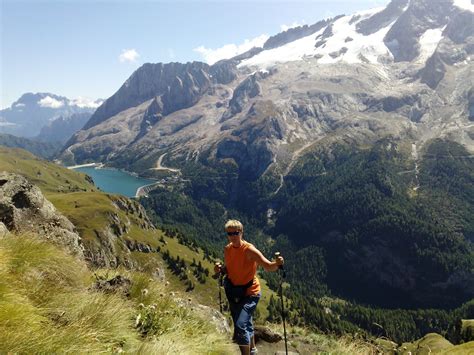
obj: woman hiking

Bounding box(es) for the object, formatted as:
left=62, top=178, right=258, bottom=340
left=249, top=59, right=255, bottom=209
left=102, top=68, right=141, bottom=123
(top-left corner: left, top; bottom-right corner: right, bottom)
left=214, top=219, right=284, bottom=355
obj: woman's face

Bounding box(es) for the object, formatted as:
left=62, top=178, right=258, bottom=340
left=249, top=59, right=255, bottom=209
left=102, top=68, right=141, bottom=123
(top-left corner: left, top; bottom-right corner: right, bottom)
left=226, top=228, right=242, bottom=246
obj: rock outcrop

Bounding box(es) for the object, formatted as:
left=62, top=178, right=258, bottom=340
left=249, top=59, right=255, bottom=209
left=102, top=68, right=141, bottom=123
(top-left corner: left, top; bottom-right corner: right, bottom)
left=81, top=196, right=156, bottom=268
left=254, top=325, right=283, bottom=343
left=93, top=275, right=132, bottom=297
left=263, top=18, right=331, bottom=50
left=0, top=172, right=84, bottom=257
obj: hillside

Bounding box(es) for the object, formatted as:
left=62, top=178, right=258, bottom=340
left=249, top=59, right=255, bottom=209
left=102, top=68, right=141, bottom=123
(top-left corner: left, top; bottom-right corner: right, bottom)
left=0, top=147, right=288, bottom=352
left=138, top=138, right=474, bottom=343
left=0, top=133, right=62, bottom=159
left=0, top=146, right=233, bottom=305
left=3, top=0, right=473, bottom=352
left=0, top=233, right=234, bottom=354
left=1, top=148, right=473, bottom=353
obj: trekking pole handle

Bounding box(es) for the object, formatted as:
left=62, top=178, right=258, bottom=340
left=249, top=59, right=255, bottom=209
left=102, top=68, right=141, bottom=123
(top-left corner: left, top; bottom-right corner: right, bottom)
left=213, top=262, right=223, bottom=278
left=274, top=252, right=284, bottom=270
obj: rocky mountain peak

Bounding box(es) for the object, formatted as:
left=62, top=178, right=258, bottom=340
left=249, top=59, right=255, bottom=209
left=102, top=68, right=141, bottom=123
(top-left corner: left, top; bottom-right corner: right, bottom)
left=83, top=61, right=213, bottom=130
left=383, top=0, right=456, bottom=62
left=13, top=92, right=68, bottom=108
left=356, top=0, right=409, bottom=36
left=0, top=92, right=99, bottom=138
left=263, top=18, right=332, bottom=50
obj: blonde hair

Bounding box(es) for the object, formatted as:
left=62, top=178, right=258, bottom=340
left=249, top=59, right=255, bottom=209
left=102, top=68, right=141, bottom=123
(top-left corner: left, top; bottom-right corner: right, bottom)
left=224, top=219, right=243, bottom=232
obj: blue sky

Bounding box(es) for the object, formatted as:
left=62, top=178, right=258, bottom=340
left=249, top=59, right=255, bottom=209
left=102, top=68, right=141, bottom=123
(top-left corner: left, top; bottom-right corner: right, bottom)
left=1, top=0, right=389, bottom=109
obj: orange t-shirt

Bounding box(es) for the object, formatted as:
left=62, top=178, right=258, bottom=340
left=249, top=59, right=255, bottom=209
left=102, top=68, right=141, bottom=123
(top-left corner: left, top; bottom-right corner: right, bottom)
left=224, top=240, right=261, bottom=296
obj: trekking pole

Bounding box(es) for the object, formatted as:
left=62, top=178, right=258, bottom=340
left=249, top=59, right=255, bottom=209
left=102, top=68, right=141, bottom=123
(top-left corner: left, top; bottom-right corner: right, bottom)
left=214, top=262, right=223, bottom=313
left=275, top=252, right=288, bottom=355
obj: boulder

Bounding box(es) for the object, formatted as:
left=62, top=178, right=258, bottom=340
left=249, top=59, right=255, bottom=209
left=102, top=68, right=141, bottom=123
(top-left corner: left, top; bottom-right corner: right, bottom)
left=254, top=325, right=283, bottom=343
left=0, top=172, right=84, bottom=257
left=93, top=275, right=132, bottom=297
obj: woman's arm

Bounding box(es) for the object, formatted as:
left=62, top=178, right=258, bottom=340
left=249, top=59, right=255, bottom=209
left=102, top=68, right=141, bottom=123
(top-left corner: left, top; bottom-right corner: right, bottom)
left=247, top=246, right=284, bottom=272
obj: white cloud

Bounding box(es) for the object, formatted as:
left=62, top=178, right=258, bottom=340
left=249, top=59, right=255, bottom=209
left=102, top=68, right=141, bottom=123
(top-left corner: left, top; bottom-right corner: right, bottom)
left=194, top=34, right=269, bottom=65
left=119, top=49, right=140, bottom=63
left=38, top=96, right=65, bottom=108
left=280, top=21, right=305, bottom=32
left=70, top=97, right=104, bottom=109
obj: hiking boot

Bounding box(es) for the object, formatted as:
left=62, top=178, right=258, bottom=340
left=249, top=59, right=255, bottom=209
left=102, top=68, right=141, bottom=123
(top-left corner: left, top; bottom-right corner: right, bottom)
left=250, top=347, right=258, bottom=355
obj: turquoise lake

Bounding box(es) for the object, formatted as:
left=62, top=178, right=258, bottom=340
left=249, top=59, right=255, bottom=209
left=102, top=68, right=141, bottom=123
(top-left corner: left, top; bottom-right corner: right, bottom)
left=73, top=167, right=154, bottom=198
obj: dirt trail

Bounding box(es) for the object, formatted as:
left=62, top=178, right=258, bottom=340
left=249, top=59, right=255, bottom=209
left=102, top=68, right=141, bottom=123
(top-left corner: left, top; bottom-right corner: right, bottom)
left=151, top=153, right=181, bottom=173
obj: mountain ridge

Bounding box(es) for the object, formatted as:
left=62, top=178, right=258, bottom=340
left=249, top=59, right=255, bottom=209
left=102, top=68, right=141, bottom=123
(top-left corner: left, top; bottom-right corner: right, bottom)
left=0, top=92, right=101, bottom=139
left=61, top=0, right=473, bottom=177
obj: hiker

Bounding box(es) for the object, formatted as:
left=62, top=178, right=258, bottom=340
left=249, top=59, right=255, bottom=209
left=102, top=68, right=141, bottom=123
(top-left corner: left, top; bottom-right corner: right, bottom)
left=214, top=219, right=284, bottom=355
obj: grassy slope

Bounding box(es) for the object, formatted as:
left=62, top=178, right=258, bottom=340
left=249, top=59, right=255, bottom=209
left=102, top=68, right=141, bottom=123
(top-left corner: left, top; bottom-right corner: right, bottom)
left=0, top=133, right=62, bottom=159
left=0, top=147, right=276, bottom=315
left=0, top=234, right=233, bottom=354
left=0, top=146, right=95, bottom=194
left=0, top=147, right=220, bottom=305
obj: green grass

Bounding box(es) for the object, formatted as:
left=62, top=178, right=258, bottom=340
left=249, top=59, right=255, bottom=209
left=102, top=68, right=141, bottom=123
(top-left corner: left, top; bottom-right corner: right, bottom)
left=47, top=192, right=118, bottom=241
left=400, top=333, right=454, bottom=354
left=0, top=233, right=234, bottom=354
left=0, top=146, right=96, bottom=195
left=267, top=324, right=379, bottom=354
left=399, top=333, right=474, bottom=355
left=442, top=341, right=474, bottom=354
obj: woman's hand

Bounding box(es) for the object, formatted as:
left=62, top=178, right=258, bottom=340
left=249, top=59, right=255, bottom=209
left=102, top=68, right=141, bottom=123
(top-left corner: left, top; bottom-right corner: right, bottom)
left=275, top=255, right=284, bottom=267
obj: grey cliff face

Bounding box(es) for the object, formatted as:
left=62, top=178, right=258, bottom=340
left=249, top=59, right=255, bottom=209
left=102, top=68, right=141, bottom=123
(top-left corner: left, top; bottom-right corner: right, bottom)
left=82, top=62, right=213, bottom=131
left=209, top=60, right=239, bottom=85
left=444, top=10, right=474, bottom=44
left=356, top=0, right=408, bottom=35
left=0, top=172, right=84, bottom=257
left=469, top=88, right=474, bottom=121
left=221, top=73, right=263, bottom=121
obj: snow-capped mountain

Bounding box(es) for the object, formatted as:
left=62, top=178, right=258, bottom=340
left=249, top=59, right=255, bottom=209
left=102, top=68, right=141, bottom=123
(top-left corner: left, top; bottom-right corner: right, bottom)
left=62, top=0, right=473, bottom=176
left=0, top=93, right=103, bottom=139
